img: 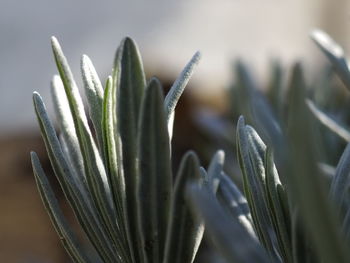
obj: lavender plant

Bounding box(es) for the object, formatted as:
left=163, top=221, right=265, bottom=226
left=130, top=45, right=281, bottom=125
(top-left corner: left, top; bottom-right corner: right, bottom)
left=30, top=36, right=212, bottom=263
left=188, top=30, right=350, bottom=263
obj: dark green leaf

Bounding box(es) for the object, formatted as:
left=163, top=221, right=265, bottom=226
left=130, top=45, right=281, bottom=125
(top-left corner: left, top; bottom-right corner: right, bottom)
left=138, top=78, right=172, bottom=263
left=113, top=37, right=146, bottom=263
left=163, top=151, right=204, bottom=263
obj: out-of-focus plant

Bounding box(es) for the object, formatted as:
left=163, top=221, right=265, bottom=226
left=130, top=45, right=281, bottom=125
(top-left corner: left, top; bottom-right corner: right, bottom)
left=188, top=30, right=350, bottom=263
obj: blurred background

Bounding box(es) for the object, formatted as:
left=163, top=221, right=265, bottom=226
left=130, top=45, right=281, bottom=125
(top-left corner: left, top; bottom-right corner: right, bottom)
left=1, top=0, right=350, bottom=262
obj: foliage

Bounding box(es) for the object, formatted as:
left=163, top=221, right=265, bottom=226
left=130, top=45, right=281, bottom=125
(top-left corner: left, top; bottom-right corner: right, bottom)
left=31, top=29, right=350, bottom=263
left=31, top=36, right=208, bottom=263
left=187, top=30, right=350, bottom=263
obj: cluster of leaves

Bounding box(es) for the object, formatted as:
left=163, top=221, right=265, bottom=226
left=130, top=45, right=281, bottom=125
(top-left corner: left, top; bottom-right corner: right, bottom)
left=30, top=36, right=219, bottom=263
left=187, top=30, right=350, bottom=263
left=31, top=29, right=350, bottom=263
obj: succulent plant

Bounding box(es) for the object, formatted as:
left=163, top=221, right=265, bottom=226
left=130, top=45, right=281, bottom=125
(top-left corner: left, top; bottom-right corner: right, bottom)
left=30, top=36, right=212, bottom=263
left=187, top=30, right=350, bottom=263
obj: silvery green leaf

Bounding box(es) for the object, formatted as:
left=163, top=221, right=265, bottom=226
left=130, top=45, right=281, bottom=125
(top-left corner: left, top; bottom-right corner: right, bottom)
left=286, top=63, right=349, bottom=263
left=113, top=37, right=146, bottom=263
left=51, top=37, right=121, bottom=254
left=33, top=92, right=118, bottom=262
left=187, top=183, right=270, bottom=263
left=265, top=148, right=292, bottom=263
left=207, top=150, right=225, bottom=192
left=306, top=99, right=350, bottom=142
left=51, top=75, right=85, bottom=180
left=138, top=78, right=172, bottom=263
left=31, top=152, right=96, bottom=263
left=237, top=117, right=279, bottom=261
left=311, top=30, right=350, bottom=89
left=236, top=116, right=279, bottom=261
left=164, top=51, right=201, bottom=136
left=81, top=55, right=105, bottom=157
left=217, top=172, right=256, bottom=239
left=101, top=76, right=129, bottom=254
left=163, top=151, right=203, bottom=263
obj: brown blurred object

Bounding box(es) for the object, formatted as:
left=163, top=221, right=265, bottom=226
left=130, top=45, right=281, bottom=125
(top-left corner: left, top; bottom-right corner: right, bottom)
left=0, top=133, right=70, bottom=263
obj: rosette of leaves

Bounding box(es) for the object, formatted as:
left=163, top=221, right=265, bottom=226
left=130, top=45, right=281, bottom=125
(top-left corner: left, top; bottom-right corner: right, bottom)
left=30, top=36, right=208, bottom=263
left=188, top=30, right=350, bottom=263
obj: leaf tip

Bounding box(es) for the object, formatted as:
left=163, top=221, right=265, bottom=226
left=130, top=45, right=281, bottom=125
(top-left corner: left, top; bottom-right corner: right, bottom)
left=50, top=36, right=60, bottom=51
left=237, top=115, right=246, bottom=127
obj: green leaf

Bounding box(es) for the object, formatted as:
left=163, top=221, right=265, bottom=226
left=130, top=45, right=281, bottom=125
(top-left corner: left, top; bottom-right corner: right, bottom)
left=206, top=150, right=225, bottom=192
left=31, top=152, right=96, bottom=263
left=330, top=143, right=350, bottom=213
left=291, top=209, right=318, bottom=263
left=138, top=78, right=172, bottom=263
left=306, top=99, right=350, bottom=142
left=164, top=51, right=201, bottom=138
left=233, top=61, right=256, bottom=122
left=33, top=92, right=118, bottom=262
left=342, top=208, right=350, bottom=240
left=163, top=151, right=204, bottom=263
left=51, top=37, right=123, bottom=257
left=265, top=148, right=292, bottom=263
left=311, top=30, right=350, bottom=89
left=234, top=62, right=284, bottom=163
left=286, top=63, right=349, bottom=263
left=267, top=61, right=284, bottom=119
left=216, top=172, right=256, bottom=238
left=81, top=55, right=105, bottom=157
left=187, top=183, right=270, bottom=263
left=101, top=76, right=130, bottom=259
left=113, top=36, right=146, bottom=263
left=251, top=95, right=284, bottom=165
left=236, top=116, right=279, bottom=261
left=51, top=75, right=85, bottom=180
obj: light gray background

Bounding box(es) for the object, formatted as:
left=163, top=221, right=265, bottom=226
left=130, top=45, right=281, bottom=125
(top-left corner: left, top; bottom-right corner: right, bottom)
left=1, top=0, right=349, bottom=133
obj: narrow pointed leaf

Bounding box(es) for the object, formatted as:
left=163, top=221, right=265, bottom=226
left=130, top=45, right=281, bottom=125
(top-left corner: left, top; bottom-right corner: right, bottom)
left=187, top=183, right=270, bottom=263
left=311, top=30, right=350, bottom=89
left=164, top=51, right=201, bottom=136
left=216, top=172, right=256, bottom=238
left=286, top=63, right=349, bottom=263
left=33, top=92, right=118, bottom=262
left=114, top=36, right=146, bottom=263
left=265, top=148, right=292, bottom=263
left=51, top=37, right=118, bottom=245
left=102, top=76, right=131, bottom=259
left=81, top=55, right=105, bottom=156
left=236, top=116, right=279, bottom=261
left=306, top=99, right=350, bottom=142
left=51, top=75, right=85, bottom=179
left=291, top=209, right=317, bottom=263
left=138, top=78, right=172, bottom=263
left=330, top=143, right=350, bottom=212
left=102, top=76, right=126, bottom=222
left=267, top=61, right=284, bottom=119
left=163, top=151, right=203, bottom=263
left=31, top=152, right=96, bottom=263
left=207, top=150, right=225, bottom=192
